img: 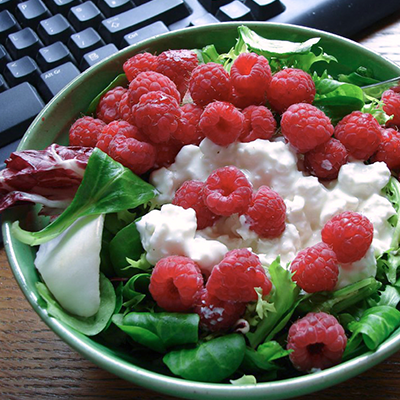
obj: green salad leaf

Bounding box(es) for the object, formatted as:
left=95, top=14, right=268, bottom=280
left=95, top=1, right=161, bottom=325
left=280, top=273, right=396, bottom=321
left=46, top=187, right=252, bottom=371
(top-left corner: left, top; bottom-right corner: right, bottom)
left=163, top=334, right=246, bottom=383
left=122, top=272, right=151, bottom=311
left=12, top=148, right=157, bottom=246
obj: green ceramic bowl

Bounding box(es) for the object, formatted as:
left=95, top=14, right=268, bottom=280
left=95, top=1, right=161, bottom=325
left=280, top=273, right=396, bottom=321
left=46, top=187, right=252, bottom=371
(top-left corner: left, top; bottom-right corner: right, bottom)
left=3, top=22, right=400, bottom=400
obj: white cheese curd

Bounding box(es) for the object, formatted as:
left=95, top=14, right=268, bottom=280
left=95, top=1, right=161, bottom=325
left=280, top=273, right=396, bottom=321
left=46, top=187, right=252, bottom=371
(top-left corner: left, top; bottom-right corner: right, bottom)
left=146, top=138, right=396, bottom=287
left=34, top=214, right=104, bottom=317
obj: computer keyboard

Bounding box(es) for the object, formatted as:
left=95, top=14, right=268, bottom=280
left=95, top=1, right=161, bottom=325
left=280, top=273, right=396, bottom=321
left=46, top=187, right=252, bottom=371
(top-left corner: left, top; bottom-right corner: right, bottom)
left=1, top=0, right=400, bottom=168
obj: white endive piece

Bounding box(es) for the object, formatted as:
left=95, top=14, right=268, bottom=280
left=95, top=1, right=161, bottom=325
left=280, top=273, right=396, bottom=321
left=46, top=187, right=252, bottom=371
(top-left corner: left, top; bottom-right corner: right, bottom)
left=34, top=214, right=105, bottom=317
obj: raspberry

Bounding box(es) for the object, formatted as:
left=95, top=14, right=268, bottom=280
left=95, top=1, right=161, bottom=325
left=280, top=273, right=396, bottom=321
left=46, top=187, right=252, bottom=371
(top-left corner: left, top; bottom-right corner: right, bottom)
left=69, top=116, right=106, bottom=147
left=118, top=91, right=135, bottom=125
left=231, top=87, right=265, bottom=109
left=334, top=111, right=381, bottom=160
left=96, top=120, right=144, bottom=152
left=193, top=289, right=246, bottom=332
left=123, top=52, right=158, bottom=82
left=280, top=103, right=333, bottom=153
left=382, top=89, right=400, bottom=126
left=199, top=101, right=245, bottom=146
left=156, top=49, right=198, bottom=98
left=149, top=255, right=204, bottom=312
left=206, top=248, right=272, bottom=302
left=152, top=139, right=183, bottom=170
left=172, top=103, right=205, bottom=146
left=266, top=68, right=316, bottom=113
left=230, top=52, right=272, bottom=99
left=108, top=134, right=156, bottom=175
left=290, top=242, right=339, bottom=293
left=240, top=105, right=276, bottom=142
left=96, top=86, right=127, bottom=123
left=203, top=166, right=252, bottom=216
left=243, top=185, right=286, bottom=238
left=188, top=62, right=232, bottom=106
left=287, top=312, right=347, bottom=372
left=133, top=90, right=182, bottom=143
left=172, top=180, right=219, bottom=230
left=371, top=128, right=400, bottom=169
left=321, top=211, right=374, bottom=263
left=304, top=138, right=349, bottom=180
left=128, top=71, right=181, bottom=106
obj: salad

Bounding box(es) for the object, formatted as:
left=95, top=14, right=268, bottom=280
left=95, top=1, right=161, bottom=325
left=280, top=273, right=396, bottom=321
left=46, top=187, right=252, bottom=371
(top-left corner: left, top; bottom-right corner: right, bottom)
left=2, top=25, right=400, bottom=384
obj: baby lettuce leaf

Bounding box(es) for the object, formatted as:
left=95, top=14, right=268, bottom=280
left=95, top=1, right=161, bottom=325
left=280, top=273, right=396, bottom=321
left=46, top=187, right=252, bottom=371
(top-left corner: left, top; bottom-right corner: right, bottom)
left=112, top=312, right=199, bottom=353
left=246, top=258, right=300, bottom=348
left=163, top=334, right=246, bottom=383
left=344, top=305, right=400, bottom=359
left=36, top=273, right=116, bottom=336
left=122, top=272, right=151, bottom=311
left=12, top=148, right=157, bottom=246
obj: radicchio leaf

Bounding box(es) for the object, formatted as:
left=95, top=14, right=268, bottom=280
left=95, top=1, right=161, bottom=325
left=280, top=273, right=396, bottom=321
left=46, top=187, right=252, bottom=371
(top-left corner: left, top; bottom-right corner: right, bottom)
left=0, top=144, right=92, bottom=214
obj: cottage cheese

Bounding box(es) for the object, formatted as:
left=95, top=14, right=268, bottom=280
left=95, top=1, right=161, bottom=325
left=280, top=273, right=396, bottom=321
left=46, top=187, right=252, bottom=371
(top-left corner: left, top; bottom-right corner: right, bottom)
left=138, top=138, right=396, bottom=288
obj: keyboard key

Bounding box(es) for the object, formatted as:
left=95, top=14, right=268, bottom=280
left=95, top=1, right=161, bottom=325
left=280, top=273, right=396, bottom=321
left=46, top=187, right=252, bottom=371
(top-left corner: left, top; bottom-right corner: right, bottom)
left=4, top=56, right=42, bottom=87
left=97, top=0, right=134, bottom=17
left=0, top=74, right=8, bottom=92
left=5, top=27, right=43, bottom=59
left=99, top=0, right=190, bottom=45
left=36, top=41, right=76, bottom=70
left=190, top=12, right=219, bottom=26
left=37, top=14, right=76, bottom=45
left=0, top=0, right=20, bottom=12
left=198, top=0, right=231, bottom=14
left=0, top=45, right=12, bottom=71
left=121, top=21, right=169, bottom=47
left=0, top=82, right=44, bottom=146
left=80, top=43, right=117, bottom=69
left=68, top=27, right=105, bottom=60
left=244, top=0, right=285, bottom=19
left=47, top=0, right=82, bottom=15
left=68, top=1, right=104, bottom=31
left=15, top=0, right=51, bottom=29
left=38, top=61, right=80, bottom=101
left=216, top=0, right=253, bottom=21
left=0, top=10, right=21, bottom=42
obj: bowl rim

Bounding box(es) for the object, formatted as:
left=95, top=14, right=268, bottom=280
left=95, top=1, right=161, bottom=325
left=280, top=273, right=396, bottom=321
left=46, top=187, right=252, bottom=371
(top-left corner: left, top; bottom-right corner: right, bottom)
left=4, top=21, right=400, bottom=400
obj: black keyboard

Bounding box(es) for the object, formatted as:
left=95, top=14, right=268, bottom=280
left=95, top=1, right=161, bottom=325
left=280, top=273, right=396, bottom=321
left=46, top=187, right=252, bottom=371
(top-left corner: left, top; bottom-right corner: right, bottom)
left=1, top=0, right=400, bottom=167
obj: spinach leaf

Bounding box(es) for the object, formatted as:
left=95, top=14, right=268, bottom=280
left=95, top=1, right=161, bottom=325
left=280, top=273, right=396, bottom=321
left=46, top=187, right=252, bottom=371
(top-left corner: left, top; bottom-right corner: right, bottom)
left=246, top=258, right=300, bottom=348
left=36, top=273, right=116, bottom=336
left=344, top=305, right=400, bottom=358
left=163, top=334, right=246, bottom=382
left=122, top=272, right=151, bottom=311
left=112, top=312, right=199, bottom=353
left=12, top=148, right=157, bottom=246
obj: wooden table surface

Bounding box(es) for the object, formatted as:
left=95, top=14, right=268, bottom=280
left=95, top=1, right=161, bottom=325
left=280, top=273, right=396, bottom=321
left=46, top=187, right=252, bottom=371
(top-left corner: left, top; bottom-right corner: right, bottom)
left=2, top=13, right=400, bottom=400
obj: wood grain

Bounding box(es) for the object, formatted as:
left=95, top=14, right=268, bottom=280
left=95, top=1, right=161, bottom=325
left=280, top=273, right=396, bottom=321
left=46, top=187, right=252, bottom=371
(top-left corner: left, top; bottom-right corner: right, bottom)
left=2, top=12, right=400, bottom=400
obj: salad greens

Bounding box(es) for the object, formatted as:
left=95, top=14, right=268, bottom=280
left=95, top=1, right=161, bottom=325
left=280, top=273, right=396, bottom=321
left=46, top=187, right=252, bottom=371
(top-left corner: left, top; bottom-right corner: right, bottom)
left=9, top=26, right=400, bottom=384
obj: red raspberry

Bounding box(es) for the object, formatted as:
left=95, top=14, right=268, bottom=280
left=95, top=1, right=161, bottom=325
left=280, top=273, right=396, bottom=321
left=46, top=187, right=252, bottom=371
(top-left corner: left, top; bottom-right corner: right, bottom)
left=193, top=289, right=246, bottom=332
left=173, top=180, right=219, bottom=229
left=69, top=116, right=106, bottom=147
left=287, top=312, right=347, bottom=372
left=280, top=103, right=333, bottom=153
left=206, top=248, right=272, bottom=302
left=96, top=120, right=144, bottom=152
left=133, top=90, right=182, bottom=143
left=118, top=91, right=135, bottom=125
left=304, top=138, right=349, bottom=180
left=199, top=101, right=245, bottom=146
left=149, top=255, right=204, bottom=312
left=152, top=139, right=183, bottom=170
left=123, top=52, right=158, bottom=82
left=371, top=127, right=400, bottom=170
left=128, top=71, right=181, bottom=106
left=230, top=52, right=272, bottom=99
left=231, top=87, right=265, bottom=109
left=266, top=68, right=316, bottom=113
left=173, top=103, right=205, bottom=146
left=243, top=185, right=286, bottom=238
left=188, top=62, right=232, bottom=106
left=96, top=86, right=127, bottom=123
left=108, top=135, right=156, bottom=175
left=290, top=242, right=339, bottom=293
left=203, top=166, right=252, bottom=216
left=334, top=111, right=381, bottom=160
left=240, top=105, right=276, bottom=142
left=382, top=89, right=400, bottom=126
left=156, top=49, right=198, bottom=98
left=321, top=211, right=374, bottom=263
